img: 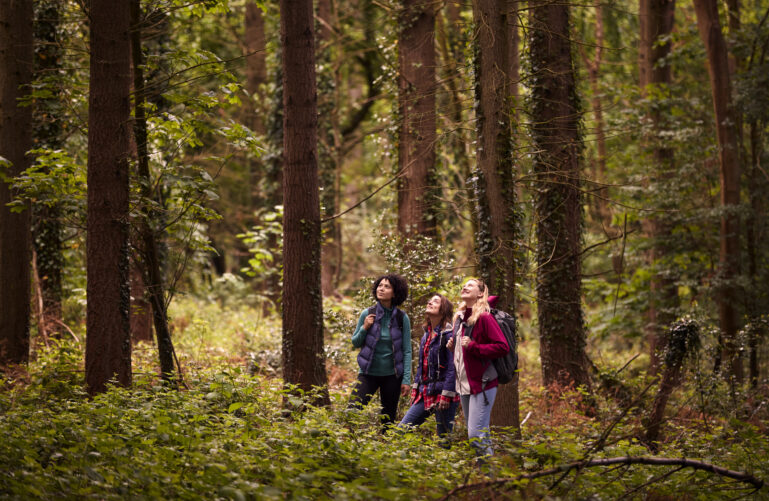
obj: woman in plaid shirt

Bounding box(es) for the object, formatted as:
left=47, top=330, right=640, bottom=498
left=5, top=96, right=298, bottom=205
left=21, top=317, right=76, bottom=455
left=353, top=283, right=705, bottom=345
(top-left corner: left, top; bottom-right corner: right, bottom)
left=398, top=294, right=460, bottom=439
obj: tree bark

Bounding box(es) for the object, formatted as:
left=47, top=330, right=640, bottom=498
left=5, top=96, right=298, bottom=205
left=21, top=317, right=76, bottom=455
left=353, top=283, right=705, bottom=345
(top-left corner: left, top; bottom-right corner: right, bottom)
left=316, top=0, right=342, bottom=297
left=130, top=262, right=153, bottom=344
left=85, top=0, right=133, bottom=394
left=260, top=39, right=284, bottom=313
left=583, top=2, right=611, bottom=227
left=397, top=0, right=437, bottom=236
left=638, top=0, right=649, bottom=88
left=0, top=0, right=33, bottom=365
left=437, top=2, right=475, bottom=241
left=644, top=320, right=698, bottom=449
left=473, top=0, right=516, bottom=309
left=245, top=0, right=267, bottom=219
left=130, top=0, right=176, bottom=380
left=746, top=122, right=764, bottom=388
left=639, top=0, right=677, bottom=376
left=472, top=0, right=519, bottom=431
left=693, top=0, right=743, bottom=383
left=529, top=0, right=591, bottom=390
left=280, top=0, right=329, bottom=404
left=32, top=0, right=64, bottom=340
left=245, top=0, right=267, bottom=136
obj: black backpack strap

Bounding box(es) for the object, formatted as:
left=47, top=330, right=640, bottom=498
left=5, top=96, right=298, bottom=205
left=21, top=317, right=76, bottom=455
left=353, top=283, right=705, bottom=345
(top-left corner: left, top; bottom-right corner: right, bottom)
left=464, top=321, right=475, bottom=339
left=394, top=308, right=404, bottom=329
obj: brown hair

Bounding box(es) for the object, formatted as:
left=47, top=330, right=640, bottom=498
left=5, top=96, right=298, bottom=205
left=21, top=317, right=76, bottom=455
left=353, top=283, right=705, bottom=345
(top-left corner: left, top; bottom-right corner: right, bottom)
left=422, top=293, right=454, bottom=331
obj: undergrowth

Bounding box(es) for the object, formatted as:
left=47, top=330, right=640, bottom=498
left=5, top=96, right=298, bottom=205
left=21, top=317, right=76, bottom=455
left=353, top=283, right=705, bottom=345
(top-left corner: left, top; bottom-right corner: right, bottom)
left=1, top=296, right=769, bottom=499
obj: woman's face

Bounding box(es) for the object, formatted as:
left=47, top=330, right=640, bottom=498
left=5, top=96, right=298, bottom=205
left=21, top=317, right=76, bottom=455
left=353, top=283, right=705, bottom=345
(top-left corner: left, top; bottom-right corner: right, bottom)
left=425, top=295, right=442, bottom=316
left=376, top=279, right=394, bottom=302
left=460, top=280, right=483, bottom=302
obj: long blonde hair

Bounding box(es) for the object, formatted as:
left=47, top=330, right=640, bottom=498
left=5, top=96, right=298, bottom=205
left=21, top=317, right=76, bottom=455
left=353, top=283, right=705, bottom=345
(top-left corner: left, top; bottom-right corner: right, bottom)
left=454, top=278, right=490, bottom=326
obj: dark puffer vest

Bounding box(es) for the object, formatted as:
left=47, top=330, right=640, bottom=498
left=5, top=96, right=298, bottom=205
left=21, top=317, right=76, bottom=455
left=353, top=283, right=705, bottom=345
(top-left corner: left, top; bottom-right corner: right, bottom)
left=356, top=302, right=405, bottom=380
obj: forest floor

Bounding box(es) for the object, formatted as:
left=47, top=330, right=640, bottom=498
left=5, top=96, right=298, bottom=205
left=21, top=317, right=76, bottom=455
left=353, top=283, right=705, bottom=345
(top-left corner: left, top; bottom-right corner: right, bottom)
left=1, top=294, right=768, bottom=500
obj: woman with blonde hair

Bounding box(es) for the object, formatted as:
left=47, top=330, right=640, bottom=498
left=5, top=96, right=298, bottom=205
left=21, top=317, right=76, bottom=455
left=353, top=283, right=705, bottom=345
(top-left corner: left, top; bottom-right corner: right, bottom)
left=446, top=278, right=508, bottom=457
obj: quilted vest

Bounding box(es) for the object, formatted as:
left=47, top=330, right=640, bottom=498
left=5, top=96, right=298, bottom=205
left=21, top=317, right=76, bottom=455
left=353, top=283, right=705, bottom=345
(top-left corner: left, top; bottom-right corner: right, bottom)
left=356, top=302, right=405, bottom=379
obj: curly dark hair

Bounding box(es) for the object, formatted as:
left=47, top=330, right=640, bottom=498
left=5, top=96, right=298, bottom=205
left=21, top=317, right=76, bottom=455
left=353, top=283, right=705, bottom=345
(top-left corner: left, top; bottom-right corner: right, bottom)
left=371, top=274, right=409, bottom=307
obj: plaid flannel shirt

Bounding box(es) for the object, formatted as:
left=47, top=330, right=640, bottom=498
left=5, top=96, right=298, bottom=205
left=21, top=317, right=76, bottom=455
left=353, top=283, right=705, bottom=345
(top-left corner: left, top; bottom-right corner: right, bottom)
left=410, top=326, right=459, bottom=410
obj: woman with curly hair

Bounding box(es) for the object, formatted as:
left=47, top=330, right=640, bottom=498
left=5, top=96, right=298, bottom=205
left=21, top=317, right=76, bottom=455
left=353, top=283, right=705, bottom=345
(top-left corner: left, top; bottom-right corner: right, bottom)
left=446, top=278, right=508, bottom=457
left=399, top=293, right=459, bottom=440
left=350, top=273, right=412, bottom=428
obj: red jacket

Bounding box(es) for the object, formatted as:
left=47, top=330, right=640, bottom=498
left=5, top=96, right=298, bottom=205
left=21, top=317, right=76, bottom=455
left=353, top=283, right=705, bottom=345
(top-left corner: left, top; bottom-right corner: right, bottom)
left=455, top=307, right=509, bottom=395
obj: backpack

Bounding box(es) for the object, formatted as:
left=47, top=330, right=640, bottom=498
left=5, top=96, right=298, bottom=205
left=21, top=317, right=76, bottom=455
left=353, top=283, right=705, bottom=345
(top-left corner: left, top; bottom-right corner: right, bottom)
left=464, top=308, right=518, bottom=385
left=367, top=305, right=405, bottom=329
left=488, top=308, right=518, bottom=384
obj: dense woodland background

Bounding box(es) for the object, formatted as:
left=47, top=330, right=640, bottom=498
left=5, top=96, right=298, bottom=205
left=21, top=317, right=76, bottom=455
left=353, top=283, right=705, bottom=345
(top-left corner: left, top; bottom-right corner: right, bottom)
left=1, top=0, right=769, bottom=498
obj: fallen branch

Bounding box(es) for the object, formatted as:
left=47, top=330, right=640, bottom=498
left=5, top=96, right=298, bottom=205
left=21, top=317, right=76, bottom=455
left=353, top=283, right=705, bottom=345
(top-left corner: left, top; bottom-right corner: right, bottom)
left=440, top=456, right=763, bottom=499
left=51, top=318, right=80, bottom=343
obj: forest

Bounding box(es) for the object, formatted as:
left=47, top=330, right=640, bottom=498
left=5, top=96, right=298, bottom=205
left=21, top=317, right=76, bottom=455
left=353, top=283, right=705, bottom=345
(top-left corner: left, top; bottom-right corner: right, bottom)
left=1, top=0, right=769, bottom=498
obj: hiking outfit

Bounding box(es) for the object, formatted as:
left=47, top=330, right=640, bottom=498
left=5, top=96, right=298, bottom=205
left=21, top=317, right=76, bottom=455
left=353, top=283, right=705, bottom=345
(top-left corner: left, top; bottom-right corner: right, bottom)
left=453, top=307, right=508, bottom=456
left=399, top=323, right=460, bottom=438
left=350, top=302, right=412, bottom=426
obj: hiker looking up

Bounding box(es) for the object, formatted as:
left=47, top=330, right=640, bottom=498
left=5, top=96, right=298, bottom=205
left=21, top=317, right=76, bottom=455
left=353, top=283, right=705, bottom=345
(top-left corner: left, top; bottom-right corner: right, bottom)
left=398, top=294, right=460, bottom=441
left=446, top=278, right=508, bottom=457
left=350, top=274, right=412, bottom=428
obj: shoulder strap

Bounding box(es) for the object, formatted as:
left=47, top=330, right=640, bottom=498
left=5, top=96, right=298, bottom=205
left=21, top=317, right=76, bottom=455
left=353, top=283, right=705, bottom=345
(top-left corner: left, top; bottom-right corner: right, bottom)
left=464, top=320, right=475, bottom=339
left=395, top=308, right=404, bottom=327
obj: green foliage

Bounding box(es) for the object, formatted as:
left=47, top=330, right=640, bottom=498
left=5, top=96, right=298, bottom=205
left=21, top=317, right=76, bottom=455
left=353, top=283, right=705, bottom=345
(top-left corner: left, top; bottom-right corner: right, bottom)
left=0, top=344, right=478, bottom=500
left=9, top=148, right=85, bottom=217
left=4, top=311, right=769, bottom=499
left=358, top=228, right=463, bottom=323
left=239, top=206, right=283, bottom=285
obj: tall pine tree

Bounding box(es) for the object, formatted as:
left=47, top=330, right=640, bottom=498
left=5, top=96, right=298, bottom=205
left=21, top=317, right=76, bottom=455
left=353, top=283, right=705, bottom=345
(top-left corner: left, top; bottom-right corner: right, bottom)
left=0, top=0, right=34, bottom=366
left=85, top=0, right=133, bottom=394
left=280, top=0, right=329, bottom=403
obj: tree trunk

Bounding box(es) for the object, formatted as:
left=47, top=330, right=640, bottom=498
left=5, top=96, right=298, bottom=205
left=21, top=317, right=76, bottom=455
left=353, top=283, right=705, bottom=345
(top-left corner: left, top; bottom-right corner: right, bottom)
left=130, top=262, right=153, bottom=343
left=85, top=0, right=132, bottom=394
left=130, top=0, right=176, bottom=380
left=473, top=0, right=516, bottom=308
left=397, top=0, right=437, bottom=236
left=693, top=0, right=743, bottom=383
left=472, top=0, right=520, bottom=431
left=583, top=2, right=611, bottom=227
left=32, top=0, right=64, bottom=340
left=280, top=0, right=329, bottom=404
left=644, top=320, right=698, bottom=450
left=0, top=0, right=33, bottom=365
left=746, top=122, right=764, bottom=388
left=437, top=3, right=475, bottom=241
left=245, top=0, right=267, bottom=136
left=529, top=0, right=590, bottom=390
left=639, top=0, right=677, bottom=376
left=317, top=0, right=342, bottom=297
left=245, top=0, right=267, bottom=219
left=638, top=0, right=649, bottom=88
left=261, top=41, right=284, bottom=313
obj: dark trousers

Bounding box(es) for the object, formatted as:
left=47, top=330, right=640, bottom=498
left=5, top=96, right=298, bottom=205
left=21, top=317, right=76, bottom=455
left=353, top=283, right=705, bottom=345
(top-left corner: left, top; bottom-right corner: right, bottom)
left=349, top=373, right=401, bottom=426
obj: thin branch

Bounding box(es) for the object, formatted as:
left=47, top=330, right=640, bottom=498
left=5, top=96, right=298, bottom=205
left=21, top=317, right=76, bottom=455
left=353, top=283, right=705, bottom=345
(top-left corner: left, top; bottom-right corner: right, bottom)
left=612, top=213, right=628, bottom=315
left=321, top=169, right=404, bottom=223
left=440, top=457, right=764, bottom=499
